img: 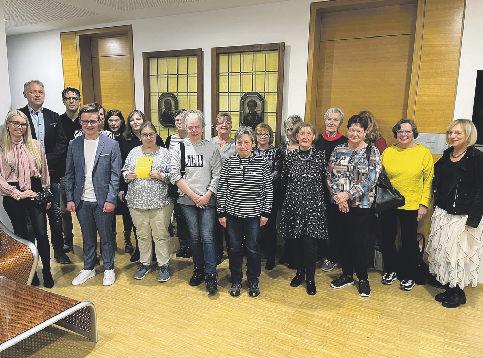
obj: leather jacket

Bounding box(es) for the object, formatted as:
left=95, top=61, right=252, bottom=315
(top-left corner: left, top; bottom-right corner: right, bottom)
left=433, top=145, right=483, bottom=228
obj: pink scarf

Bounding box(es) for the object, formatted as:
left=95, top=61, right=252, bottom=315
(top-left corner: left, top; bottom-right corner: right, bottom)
left=9, top=139, right=39, bottom=191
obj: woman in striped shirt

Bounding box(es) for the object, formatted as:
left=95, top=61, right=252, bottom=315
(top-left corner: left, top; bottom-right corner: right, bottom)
left=217, top=126, right=273, bottom=298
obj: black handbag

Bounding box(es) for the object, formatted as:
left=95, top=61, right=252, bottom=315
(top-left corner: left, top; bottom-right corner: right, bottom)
left=33, top=189, right=53, bottom=206
left=168, top=142, right=185, bottom=200
left=415, top=233, right=429, bottom=285
left=30, top=177, right=53, bottom=206
left=365, top=146, right=405, bottom=213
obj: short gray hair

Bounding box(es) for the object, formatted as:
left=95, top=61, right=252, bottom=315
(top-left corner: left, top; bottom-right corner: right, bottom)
left=235, top=126, right=255, bottom=142
left=324, top=108, right=344, bottom=124
left=284, top=115, right=303, bottom=132
left=184, top=110, right=205, bottom=128
left=24, top=80, right=44, bottom=93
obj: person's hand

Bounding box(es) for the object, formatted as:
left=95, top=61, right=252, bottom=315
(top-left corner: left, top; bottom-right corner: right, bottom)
left=46, top=202, right=51, bottom=210
left=67, top=201, right=76, bottom=213
left=20, top=190, right=37, bottom=200
left=334, top=192, right=349, bottom=205
left=338, top=201, right=349, bottom=213
left=195, top=193, right=210, bottom=208
left=219, top=217, right=227, bottom=228
left=103, top=202, right=115, bottom=213
left=260, top=216, right=269, bottom=227
left=126, top=171, right=137, bottom=180
left=149, top=170, right=163, bottom=179
left=118, top=191, right=125, bottom=202
left=417, top=205, right=428, bottom=221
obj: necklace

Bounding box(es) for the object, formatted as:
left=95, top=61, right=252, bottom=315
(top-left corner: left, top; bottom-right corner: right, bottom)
left=297, top=147, right=312, bottom=161
left=451, top=148, right=467, bottom=159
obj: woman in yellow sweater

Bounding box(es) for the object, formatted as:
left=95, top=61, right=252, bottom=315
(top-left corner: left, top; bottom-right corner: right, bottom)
left=380, top=119, right=434, bottom=291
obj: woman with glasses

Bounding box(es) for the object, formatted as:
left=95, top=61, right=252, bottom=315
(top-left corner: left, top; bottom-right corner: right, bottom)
left=120, top=110, right=164, bottom=262
left=171, top=110, right=221, bottom=294
left=327, top=115, right=381, bottom=297
left=281, top=122, right=328, bottom=295
left=217, top=126, right=272, bottom=297
left=379, top=119, right=433, bottom=291
left=122, top=121, right=173, bottom=282
left=0, top=110, right=53, bottom=288
left=210, top=113, right=236, bottom=263
left=426, top=119, right=483, bottom=308
left=253, top=123, right=281, bottom=270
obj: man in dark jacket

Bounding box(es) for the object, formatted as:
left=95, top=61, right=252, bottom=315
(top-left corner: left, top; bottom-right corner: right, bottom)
left=19, top=80, right=71, bottom=265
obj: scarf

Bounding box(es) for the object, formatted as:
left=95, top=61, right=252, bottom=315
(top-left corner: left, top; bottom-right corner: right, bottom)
left=9, top=139, right=39, bottom=191
left=322, top=132, right=343, bottom=141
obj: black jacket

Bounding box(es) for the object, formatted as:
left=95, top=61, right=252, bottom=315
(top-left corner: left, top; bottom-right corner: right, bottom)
left=433, top=145, right=483, bottom=228
left=19, top=105, right=68, bottom=182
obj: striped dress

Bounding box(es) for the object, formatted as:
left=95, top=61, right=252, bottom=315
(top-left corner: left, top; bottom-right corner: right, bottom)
left=216, top=153, right=273, bottom=218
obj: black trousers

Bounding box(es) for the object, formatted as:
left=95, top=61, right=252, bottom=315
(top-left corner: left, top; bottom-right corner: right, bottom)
left=261, top=204, right=278, bottom=258
left=334, top=207, right=371, bottom=280
left=380, top=208, right=419, bottom=281
left=4, top=195, right=51, bottom=271
left=294, top=235, right=318, bottom=276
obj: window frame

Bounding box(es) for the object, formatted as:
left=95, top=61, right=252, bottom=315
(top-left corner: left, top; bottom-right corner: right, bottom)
left=211, top=43, right=285, bottom=145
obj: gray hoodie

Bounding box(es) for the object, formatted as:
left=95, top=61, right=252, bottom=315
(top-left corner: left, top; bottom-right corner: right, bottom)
left=170, top=138, right=221, bottom=206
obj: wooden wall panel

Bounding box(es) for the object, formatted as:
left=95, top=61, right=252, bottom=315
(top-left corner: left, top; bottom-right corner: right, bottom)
left=60, top=32, right=81, bottom=95
left=316, top=35, right=414, bottom=144
left=320, top=3, right=417, bottom=41
left=410, top=0, right=465, bottom=132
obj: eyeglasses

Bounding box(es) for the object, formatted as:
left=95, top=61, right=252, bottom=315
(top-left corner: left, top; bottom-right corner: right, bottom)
left=9, top=121, right=28, bottom=129
left=257, top=133, right=269, bottom=138
left=348, top=128, right=364, bottom=135
left=108, top=118, right=121, bottom=123
left=447, top=131, right=464, bottom=136
left=63, top=97, right=80, bottom=102
left=397, top=130, right=413, bottom=135
left=286, top=127, right=293, bottom=132
left=217, top=121, right=232, bottom=125
left=141, top=133, right=156, bottom=139
left=80, top=120, right=99, bottom=126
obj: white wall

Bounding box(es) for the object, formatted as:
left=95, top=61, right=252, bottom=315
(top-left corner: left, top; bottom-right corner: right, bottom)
left=6, top=0, right=315, bottom=135
left=453, top=0, right=483, bottom=120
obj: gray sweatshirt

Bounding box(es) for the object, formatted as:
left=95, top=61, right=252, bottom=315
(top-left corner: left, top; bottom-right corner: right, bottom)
left=170, top=138, right=221, bottom=206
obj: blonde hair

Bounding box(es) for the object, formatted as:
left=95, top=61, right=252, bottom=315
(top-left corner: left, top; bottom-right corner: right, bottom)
left=359, top=111, right=382, bottom=143
left=0, top=110, right=42, bottom=169
left=446, top=119, right=477, bottom=147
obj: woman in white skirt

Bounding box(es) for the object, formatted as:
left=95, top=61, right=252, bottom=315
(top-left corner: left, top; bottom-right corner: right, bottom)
left=427, top=119, right=483, bottom=308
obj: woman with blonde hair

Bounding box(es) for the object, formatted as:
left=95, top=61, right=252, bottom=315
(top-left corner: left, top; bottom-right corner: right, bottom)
left=0, top=110, right=53, bottom=288
left=427, top=119, right=483, bottom=308
left=359, top=110, right=387, bottom=154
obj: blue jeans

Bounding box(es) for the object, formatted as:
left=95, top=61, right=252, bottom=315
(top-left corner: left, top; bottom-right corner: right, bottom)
left=174, top=201, right=190, bottom=249
left=226, top=214, right=261, bottom=284
left=76, top=201, right=115, bottom=270
left=180, top=204, right=216, bottom=276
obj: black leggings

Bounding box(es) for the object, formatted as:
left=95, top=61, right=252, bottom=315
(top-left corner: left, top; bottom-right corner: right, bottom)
left=3, top=195, right=51, bottom=271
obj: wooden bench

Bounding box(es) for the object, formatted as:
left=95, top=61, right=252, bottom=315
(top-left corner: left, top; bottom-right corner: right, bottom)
left=0, top=276, right=97, bottom=351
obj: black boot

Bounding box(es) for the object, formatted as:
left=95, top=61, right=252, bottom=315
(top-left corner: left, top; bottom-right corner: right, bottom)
left=265, top=255, right=276, bottom=270
left=435, top=287, right=451, bottom=303
left=189, top=267, right=205, bottom=286
left=124, top=231, right=134, bottom=253
left=31, top=272, right=40, bottom=286
left=442, top=287, right=466, bottom=308
left=306, top=274, right=316, bottom=295
left=290, top=269, right=305, bottom=287
left=42, top=268, right=54, bottom=289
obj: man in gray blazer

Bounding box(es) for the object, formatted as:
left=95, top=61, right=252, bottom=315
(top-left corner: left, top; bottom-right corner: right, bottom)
left=65, top=103, right=122, bottom=286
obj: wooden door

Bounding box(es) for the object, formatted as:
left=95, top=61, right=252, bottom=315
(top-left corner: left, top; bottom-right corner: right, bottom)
left=314, top=2, right=417, bottom=146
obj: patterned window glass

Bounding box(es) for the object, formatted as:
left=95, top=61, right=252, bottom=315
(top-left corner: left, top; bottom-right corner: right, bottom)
left=218, top=50, right=279, bottom=135
left=147, top=55, right=198, bottom=139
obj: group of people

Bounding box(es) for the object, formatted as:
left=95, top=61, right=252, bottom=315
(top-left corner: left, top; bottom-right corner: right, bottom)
left=2, top=80, right=482, bottom=307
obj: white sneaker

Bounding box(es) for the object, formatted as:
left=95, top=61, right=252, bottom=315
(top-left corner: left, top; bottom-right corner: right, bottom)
left=72, top=269, right=95, bottom=286
left=103, top=269, right=115, bottom=286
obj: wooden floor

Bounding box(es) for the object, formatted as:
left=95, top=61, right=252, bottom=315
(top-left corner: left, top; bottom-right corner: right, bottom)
left=3, top=216, right=483, bottom=358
